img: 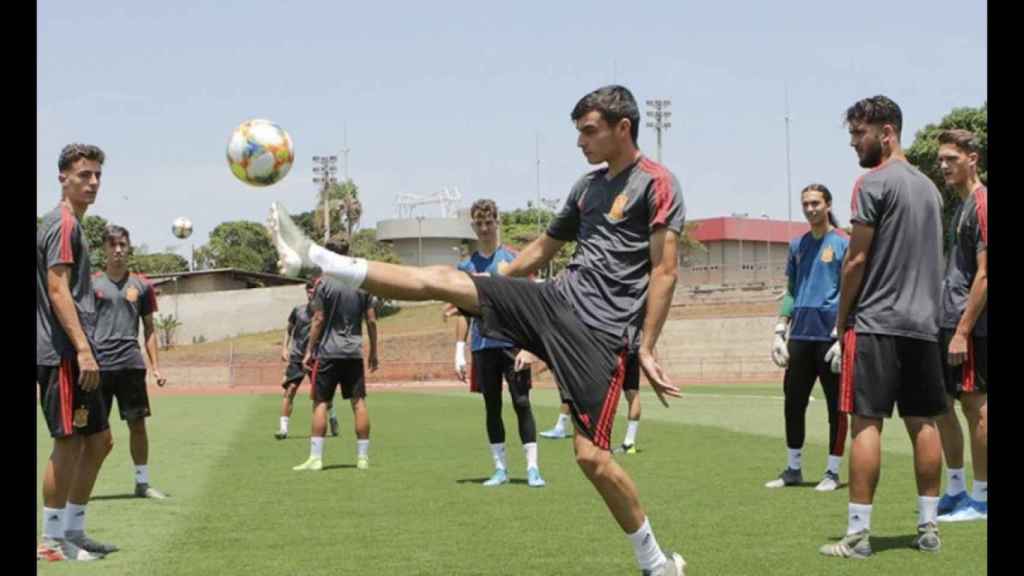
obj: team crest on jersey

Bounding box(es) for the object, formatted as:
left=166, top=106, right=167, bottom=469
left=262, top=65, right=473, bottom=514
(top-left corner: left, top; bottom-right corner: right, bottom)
left=95, top=290, right=105, bottom=300
left=608, top=193, right=629, bottom=221
left=73, top=407, right=89, bottom=428
left=126, top=286, right=140, bottom=302
left=820, top=246, right=834, bottom=263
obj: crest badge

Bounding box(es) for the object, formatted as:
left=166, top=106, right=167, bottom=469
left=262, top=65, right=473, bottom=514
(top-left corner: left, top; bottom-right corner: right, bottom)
left=820, top=246, right=834, bottom=263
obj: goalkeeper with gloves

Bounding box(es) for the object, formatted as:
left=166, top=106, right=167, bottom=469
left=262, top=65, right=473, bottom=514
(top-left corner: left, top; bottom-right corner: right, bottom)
left=766, top=183, right=849, bottom=492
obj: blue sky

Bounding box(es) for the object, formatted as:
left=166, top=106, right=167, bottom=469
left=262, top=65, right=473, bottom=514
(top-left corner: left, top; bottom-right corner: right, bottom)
left=38, top=1, right=987, bottom=256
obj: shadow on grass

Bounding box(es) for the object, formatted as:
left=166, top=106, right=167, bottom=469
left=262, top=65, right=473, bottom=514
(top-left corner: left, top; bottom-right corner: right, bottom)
left=90, top=493, right=141, bottom=501
left=820, top=533, right=920, bottom=555
left=320, top=464, right=358, bottom=471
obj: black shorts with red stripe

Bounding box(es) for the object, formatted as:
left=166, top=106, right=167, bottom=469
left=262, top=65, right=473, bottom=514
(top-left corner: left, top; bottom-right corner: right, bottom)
left=311, top=358, right=366, bottom=403
left=467, top=274, right=626, bottom=451
left=37, top=359, right=109, bottom=438
left=939, top=329, right=988, bottom=397
left=838, top=332, right=946, bottom=419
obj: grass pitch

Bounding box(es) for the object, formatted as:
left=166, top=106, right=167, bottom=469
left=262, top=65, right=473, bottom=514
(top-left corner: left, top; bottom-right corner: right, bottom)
left=36, top=384, right=987, bottom=574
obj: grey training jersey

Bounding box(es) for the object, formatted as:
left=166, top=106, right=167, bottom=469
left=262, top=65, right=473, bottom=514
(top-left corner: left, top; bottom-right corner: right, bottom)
left=93, top=272, right=158, bottom=370
left=287, top=304, right=314, bottom=361
left=312, top=277, right=372, bottom=359
left=37, top=204, right=96, bottom=366
left=940, top=186, right=988, bottom=336
left=849, top=159, right=943, bottom=341
left=547, top=156, right=686, bottom=341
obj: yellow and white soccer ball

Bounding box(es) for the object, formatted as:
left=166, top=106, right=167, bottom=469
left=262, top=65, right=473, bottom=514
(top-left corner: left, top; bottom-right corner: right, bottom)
left=226, top=118, right=294, bottom=187
left=172, top=217, right=193, bottom=239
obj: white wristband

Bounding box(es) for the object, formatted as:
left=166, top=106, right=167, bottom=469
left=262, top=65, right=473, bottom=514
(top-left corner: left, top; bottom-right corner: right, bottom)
left=455, top=341, right=466, bottom=357
left=774, top=322, right=787, bottom=335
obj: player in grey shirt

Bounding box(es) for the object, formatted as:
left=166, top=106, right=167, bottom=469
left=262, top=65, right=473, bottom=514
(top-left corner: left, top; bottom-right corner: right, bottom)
left=932, top=129, right=988, bottom=522
left=268, top=85, right=687, bottom=575
left=36, top=144, right=114, bottom=561
left=275, top=278, right=323, bottom=440
left=820, top=96, right=947, bottom=560
left=292, top=238, right=379, bottom=472
left=93, top=225, right=168, bottom=500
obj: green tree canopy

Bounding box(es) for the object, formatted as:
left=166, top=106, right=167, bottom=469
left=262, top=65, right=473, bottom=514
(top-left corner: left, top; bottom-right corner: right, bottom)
left=906, top=103, right=987, bottom=236
left=130, top=253, right=189, bottom=274
left=196, top=221, right=277, bottom=273
left=81, top=214, right=109, bottom=270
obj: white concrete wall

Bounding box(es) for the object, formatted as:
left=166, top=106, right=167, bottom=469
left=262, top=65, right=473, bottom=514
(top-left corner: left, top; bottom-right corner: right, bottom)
left=155, top=284, right=307, bottom=346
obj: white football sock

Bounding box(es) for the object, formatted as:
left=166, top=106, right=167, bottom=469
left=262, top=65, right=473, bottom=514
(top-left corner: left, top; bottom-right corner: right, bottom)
left=627, top=517, right=667, bottom=571
left=42, top=507, right=64, bottom=540
left=357, top=439, right=369, bottom=459
left=523, top=443, right=538, bottom=469
left=826, top=455, right=842, bottom=475
left=311, top=437, right=325, bottom=459
left=490, top=443, right=507, bottom=471
left=848, top=503, right=872, bottom=534
left=309, top=245, right=367, bottom=289
left=624, top=419, right=640, bottom=446
left=946, top=467, right=966, bottom=495
left=919, top=496, right=939, bottom=525
left=972, top=480, right=988, bottom=502
left=280, top=416, right=289, bottom=433
left=555, top=413, right=570, bottom=431
left=135, top=464, right=150, bottom=485
left=787, top=448, right=802, bottom=470
left=65, top=502, right=87, bottom=533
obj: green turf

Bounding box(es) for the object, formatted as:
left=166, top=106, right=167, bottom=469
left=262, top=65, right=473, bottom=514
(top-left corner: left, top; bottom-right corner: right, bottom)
left=37, top=388, right=986, bottom=574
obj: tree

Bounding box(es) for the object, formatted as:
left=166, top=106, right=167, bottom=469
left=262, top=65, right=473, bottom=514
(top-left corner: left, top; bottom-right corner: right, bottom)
left=906, top=103, right=987, bottom=238
left=350, top=229, right=399, bottom=263
left=154, top=314, right=182, bottom=349
left=197, top=221, right=278, bottom=273
left=81, top=214, right=109, bottom=269
left=313, top=180, right=363, bottom=242
left=130, top=253, right=189, bottom=274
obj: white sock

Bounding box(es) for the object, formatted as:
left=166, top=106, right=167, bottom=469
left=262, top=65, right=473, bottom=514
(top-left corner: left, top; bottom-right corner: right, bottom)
left=627, top=517, right=667, bottom=571
left=311, top=436, right=325, bottom=459
left=848, top=503, right=872, bottom=534
left=280, top=416, right=289, bottom=433
left=135, top=464, right=150, bottom=485
left=972, top=480, right=988, bottom=502
left=309, top=244, right=367, bottom=289
left=357, top=439, right=369, bottom=459
left=624, top=419, right=640, bottom=446
left=946, top=467, right=966, bottom=495
left=787, top=448, right=802, bottom=470
left=523, top=443, right=538, bottom=470
left=826, top=455, right=842, bottom=475
left=919, top=496, right=939, bottom=526
left=490, top=443, right=507, bottom=471
left=65, top=502, right=87, bottom=533
left=555, top=413, right=570, bottom=431
left=42, top=507, right=64, bottom=540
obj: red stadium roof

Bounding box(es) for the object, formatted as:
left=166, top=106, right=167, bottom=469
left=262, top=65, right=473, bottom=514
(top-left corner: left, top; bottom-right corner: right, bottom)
left=690, top=217, right=811, bottom=243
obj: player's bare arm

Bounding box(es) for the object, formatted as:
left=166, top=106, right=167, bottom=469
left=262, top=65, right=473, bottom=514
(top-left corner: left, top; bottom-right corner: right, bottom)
left=304, top=309, right=326, bottom=372
left=47, top=264, right=100, bottom=391
left=365, top=305, right=379, bottom=372
left=639, top=227, right=682, bottom=407
left=835, top=223, right=875, bottom=335
left=142, top=313, right=166, bottom=386
left=502, top=234, right=565, bottom=278
left=949, top=249, right=987, bottom=366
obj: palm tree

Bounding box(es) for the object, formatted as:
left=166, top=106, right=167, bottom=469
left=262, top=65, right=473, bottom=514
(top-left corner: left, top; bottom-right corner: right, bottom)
left=314, top=180, right=363, bottom=241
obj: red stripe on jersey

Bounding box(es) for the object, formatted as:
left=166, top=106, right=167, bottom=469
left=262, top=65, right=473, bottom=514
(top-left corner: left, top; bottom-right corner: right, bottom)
left=136, top=273, right=160, bottom=312
left=638, top=158, right=674, bottom=227
left=310, top=359, right=320, bottom=400
left=973, top=186, right=988, bottom=245
left=962, top=337, right=976, bottom=393
left=839, top=331, right=857, bottom=413
left=60, top=359, right=73, bottom=434
left=849, top=176, right=864, bottom=216
left=59, top=205, right=75, bottom=263
left=593, top=350, right=627, bottom=450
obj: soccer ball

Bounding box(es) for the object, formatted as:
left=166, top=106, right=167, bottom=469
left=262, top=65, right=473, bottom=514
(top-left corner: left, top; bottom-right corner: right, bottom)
left=226, top=118, right=294, bottom=187
left=172, top=217, right=193, bottom=239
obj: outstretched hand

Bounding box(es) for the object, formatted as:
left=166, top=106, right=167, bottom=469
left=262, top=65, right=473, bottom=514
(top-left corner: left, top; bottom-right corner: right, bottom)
left=638, top=348, right=681, bottom=407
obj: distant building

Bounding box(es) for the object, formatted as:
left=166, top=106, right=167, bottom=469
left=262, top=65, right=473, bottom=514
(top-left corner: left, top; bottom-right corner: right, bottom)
left=681, top=217, right=811, bottom=286
left=376, top=214, right=477, bottom=267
